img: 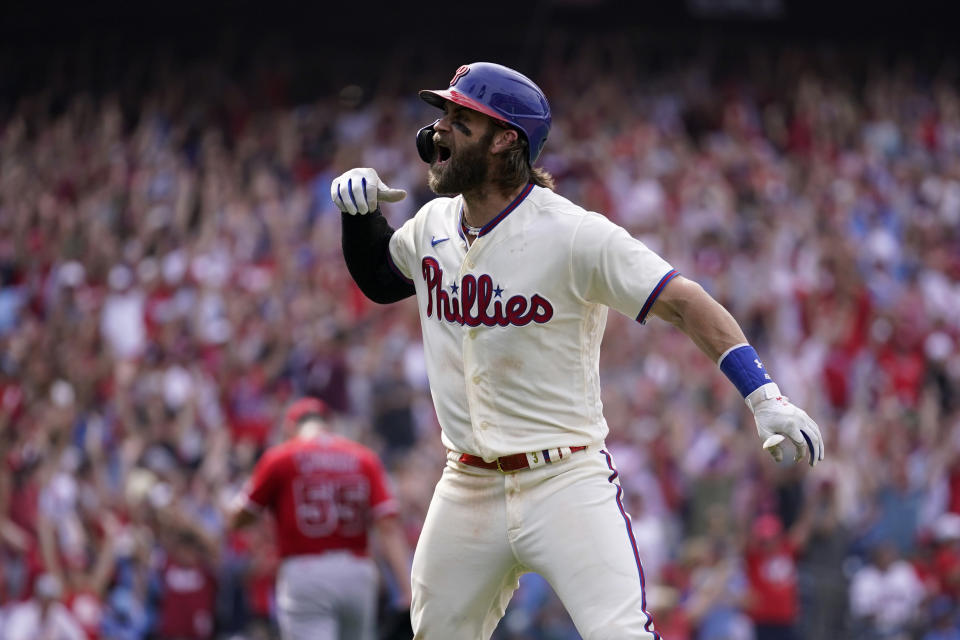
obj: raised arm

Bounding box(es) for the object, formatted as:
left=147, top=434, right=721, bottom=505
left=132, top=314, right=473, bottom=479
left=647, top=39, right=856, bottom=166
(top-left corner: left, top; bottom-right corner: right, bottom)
left=650, top=275, right=824, bottom=467
left=333, top=168, right=416, bottom=304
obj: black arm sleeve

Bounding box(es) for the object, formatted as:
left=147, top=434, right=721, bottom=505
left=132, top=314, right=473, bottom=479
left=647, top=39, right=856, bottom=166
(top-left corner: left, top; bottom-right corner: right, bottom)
left=341, top=210, right=416, bottom=304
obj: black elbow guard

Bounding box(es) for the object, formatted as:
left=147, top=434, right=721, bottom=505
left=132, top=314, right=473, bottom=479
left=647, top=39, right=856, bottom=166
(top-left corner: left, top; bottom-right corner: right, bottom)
left=341, top=211, right=416, bottom=304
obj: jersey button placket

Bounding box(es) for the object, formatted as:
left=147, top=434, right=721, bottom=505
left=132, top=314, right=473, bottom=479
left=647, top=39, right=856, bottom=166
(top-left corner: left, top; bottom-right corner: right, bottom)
left=459, top=251, right=494, bottom=446
left=461, top=291, right=485, bottom=444
left=464, top=340, right=494, bottom=445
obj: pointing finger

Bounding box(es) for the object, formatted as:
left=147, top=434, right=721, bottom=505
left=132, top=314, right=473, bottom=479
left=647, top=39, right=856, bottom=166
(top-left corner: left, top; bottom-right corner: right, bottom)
left=378, top=178, right=407, bottom=203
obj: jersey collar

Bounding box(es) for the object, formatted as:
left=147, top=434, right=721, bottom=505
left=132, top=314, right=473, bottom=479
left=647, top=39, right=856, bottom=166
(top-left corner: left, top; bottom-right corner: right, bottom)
left=457, top=183, right=534, bottom=242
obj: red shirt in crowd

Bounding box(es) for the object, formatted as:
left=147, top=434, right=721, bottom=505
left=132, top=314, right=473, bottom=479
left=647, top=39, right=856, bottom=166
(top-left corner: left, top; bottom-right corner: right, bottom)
left=745, top=539, right=799, bottom=625
left=243, top=433, right=397, bottom=559
left=157, top=556, right=217, bottom=639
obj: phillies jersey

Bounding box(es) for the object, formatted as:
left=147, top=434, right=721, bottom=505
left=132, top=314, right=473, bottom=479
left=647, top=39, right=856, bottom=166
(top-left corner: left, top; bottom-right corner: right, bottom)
left=243, top=433, right=397, bottom=558
left=388, top=184, right=676, bottom=460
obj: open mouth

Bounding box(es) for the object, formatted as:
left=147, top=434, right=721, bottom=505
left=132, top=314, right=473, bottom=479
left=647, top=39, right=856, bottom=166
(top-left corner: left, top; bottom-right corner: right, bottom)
left=435, top=143, right=452, bottom=165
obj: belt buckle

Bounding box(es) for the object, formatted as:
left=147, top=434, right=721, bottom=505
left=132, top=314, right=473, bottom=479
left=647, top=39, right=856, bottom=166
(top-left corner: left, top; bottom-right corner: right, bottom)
left=496, top=457, right=519, bottom=474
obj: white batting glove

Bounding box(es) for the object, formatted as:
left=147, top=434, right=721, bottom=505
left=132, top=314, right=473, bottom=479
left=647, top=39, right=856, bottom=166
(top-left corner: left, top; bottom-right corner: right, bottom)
left=747, top=383, right=824, bottom=467
left=330, top=168, right=406, bottom=215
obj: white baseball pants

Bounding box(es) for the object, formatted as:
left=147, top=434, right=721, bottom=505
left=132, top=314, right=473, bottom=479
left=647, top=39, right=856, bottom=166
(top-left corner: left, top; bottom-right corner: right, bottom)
left=410, top=445, right=659, bottom=640
left=275, top=552, right=378, bottom=640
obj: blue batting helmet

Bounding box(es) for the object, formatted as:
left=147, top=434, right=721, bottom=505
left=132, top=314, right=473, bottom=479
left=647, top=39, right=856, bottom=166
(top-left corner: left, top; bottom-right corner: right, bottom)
left=419, top=62, right=552, bottom=165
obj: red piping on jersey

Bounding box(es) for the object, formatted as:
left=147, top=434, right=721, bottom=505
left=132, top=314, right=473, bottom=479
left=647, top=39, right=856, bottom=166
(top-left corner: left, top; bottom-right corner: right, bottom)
left=458, top=182, right=534, bottom=241
left=636, top=269, right=679, bottom=325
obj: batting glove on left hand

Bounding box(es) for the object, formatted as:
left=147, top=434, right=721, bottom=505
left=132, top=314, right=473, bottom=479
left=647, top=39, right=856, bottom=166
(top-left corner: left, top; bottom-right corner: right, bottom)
left=747, top=383, right=824, bottom=467
left=331, top=167, right=406, bottom=215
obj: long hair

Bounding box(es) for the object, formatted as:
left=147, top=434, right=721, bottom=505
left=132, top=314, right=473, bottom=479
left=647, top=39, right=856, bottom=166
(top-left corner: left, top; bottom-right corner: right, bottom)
left=492, top=133, right=555, bottom=194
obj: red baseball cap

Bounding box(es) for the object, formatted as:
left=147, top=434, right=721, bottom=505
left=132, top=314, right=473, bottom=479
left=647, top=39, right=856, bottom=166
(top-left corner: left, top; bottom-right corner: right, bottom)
left=283, top=397, right=328, bottom=429
left=751, top=514, right=783, bottom=540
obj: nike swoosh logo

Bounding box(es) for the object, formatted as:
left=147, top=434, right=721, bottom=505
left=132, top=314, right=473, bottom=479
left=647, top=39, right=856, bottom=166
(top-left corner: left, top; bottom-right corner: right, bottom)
left=431, top=236, right=449, bottom=247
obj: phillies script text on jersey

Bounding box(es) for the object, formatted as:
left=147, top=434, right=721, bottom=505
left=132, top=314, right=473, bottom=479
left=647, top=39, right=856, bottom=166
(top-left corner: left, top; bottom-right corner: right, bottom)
left=422, top=257, right=554, bottom=327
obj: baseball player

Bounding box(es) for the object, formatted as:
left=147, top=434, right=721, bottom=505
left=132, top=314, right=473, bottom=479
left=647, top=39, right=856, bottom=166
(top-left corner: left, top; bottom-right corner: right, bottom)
left=332, top=62, right=824, bottom=639
left=228, top=397, right=412, bottom=640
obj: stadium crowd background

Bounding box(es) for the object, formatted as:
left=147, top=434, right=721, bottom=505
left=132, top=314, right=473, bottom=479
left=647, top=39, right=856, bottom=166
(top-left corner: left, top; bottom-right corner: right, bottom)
left=2, top=2, right=960, bottom=638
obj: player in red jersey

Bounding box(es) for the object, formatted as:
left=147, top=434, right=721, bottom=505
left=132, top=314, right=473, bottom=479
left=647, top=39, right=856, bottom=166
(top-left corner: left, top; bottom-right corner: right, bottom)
left=228, top=397, right=412, bottom=640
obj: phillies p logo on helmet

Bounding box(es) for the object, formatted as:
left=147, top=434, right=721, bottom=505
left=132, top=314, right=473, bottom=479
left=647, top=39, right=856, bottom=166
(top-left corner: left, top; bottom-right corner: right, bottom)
left=449, top=65, right=470, bottom=87
left=419, top=62, right=552, bottom=165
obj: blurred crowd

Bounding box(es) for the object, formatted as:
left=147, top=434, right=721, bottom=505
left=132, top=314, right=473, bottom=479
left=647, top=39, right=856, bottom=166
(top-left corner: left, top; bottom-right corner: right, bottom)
left=1, top=34, right=960, bottom=640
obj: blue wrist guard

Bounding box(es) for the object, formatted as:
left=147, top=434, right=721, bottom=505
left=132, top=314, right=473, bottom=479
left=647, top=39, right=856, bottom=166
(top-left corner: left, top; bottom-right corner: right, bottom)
left=718, top=343, right=773, bottom=398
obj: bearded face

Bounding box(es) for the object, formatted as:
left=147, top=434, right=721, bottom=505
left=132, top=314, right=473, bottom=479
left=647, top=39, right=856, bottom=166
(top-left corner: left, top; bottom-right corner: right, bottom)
left=427, top=128, right=495, bottom=196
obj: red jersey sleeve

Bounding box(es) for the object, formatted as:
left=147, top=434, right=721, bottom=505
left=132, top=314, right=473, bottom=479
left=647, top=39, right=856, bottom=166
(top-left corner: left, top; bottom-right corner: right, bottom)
left=246, top=447, right=287, bottom=512
left=363, top=451, right=398, bottom=520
